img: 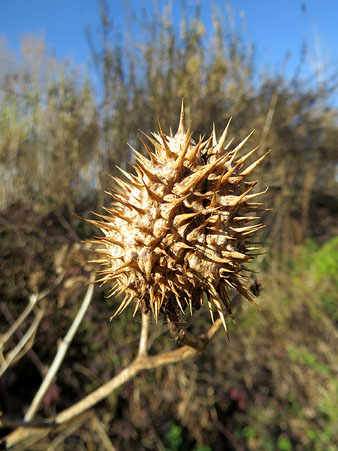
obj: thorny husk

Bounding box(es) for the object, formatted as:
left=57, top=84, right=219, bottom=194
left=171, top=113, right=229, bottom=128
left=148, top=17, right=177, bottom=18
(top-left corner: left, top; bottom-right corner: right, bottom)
left=88, top=104, right=269, bottom=332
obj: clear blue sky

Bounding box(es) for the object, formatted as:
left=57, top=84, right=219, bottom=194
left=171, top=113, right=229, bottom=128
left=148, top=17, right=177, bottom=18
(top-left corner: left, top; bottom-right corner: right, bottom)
left=0, top=0, right=337, bottom=81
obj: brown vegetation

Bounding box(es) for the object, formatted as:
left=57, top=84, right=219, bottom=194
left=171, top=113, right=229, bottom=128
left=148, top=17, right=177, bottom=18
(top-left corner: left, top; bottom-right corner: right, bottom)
left=0, top=2, right=337, bottom=450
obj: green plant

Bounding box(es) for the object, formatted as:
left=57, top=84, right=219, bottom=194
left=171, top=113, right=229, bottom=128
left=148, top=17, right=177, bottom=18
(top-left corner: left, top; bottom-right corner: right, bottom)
left=165, top=422, right=183, bottom=451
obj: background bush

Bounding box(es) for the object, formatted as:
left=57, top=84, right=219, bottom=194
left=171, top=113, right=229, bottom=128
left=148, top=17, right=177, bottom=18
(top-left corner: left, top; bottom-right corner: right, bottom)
left=0, top=1, right=337, bottom=449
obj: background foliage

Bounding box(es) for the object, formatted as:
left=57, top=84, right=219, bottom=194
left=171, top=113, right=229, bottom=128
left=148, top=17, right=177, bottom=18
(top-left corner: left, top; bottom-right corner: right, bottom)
left=0, top=1, right=337, bottom=449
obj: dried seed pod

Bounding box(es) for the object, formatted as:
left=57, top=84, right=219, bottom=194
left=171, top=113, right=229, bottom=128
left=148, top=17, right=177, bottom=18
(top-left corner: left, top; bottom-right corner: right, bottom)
left=89, top=104, right=269, bottom=330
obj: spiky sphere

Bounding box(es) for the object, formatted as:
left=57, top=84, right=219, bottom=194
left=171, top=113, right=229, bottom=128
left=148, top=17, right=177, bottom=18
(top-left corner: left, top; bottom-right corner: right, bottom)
left=89, top=105, right=269, bottom=330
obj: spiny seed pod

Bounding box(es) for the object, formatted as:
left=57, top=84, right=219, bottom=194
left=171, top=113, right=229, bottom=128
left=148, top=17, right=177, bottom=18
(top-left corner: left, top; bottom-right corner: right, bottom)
left=88, top=104, right=269, bottom=331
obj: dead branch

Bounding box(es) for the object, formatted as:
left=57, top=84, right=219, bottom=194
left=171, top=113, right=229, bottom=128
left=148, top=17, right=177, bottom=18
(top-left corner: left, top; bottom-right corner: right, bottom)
left=0, top=273, right=64, bottom=352
left=137, top=312, right=150, bottom=357
left=24, top=280, right=95, bottom=422
left=0, top=307, right=45, bottom=377
left=91, top=415, right=116, bottom=451
left=3, top=318, right=223, bottom=449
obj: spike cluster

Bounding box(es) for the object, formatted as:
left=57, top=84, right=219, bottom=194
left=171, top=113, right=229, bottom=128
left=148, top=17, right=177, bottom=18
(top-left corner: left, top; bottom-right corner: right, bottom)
left=88, top=105, right=269, bottom=331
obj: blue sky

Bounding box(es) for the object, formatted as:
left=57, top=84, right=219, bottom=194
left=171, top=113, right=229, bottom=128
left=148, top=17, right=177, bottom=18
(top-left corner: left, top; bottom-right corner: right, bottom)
left=0, top=0, right=337, bottom=82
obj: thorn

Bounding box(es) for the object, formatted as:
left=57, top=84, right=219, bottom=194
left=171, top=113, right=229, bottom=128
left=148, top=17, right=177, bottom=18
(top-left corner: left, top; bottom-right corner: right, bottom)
left=219, top=285, right=235, bottom=322
left=178, top=99, right=185, bottom=134
left=168, top=280, right=185, bottom=313
left=188, top=297, right=193, bottom=315
left=210, top=191, right=217, bottom=208
left=143, top=256, right=152, bottom=281
left=141, top=176, right=162, bottom=201
left=111, top=192, right=147, bottom=214
left=212, top=123, right=217, bottom=146
left=134, top=162, right=163, bottom=184
left=222, top=250, right=248, bottom=260
left=175, top=295, right=185, bottom=314
left=158, top=120, right=175, bottom=158
left=201, top=252, right=231, bottom=264
left=137, top=132, right=157, bottom=163
left=115, top=166, right=142, bottom=188
left=100, top=236, right=125, bottom=248
left=97, top=258, right=134, bottom=277
left=174, top=211, right=200, bottom=225
left=187, top=134, right=204, bottom=163
left=88, top=247, right=113, bottom=257
left=102, top=207, right=132, bottom=224
left=246, top=202, right=264, bottom=208
left=244, top=186, right=269, bottom=200
left=172, top=241, right=195, bottom=250
left=149, top=285, right=155, bottom=317
left=175, top=125, right=192, bottom=172
left=234, top=283, right=261, bottom=309
left=239, top=224, right=266, bottom=236
left=138, top=130, right=163, bottom=154
left=219, top=267, right=234, bottom=277
left=159, top=283, right=166, bottom=309
left=220, top=160, right=242, bottom=185
left=216, top=118, right=232, bottom=154
left=165, top=193, right=190, bottom=211
left=127, top=143, right=149, bottom=166
left=154, top=293, right=160, bottom=322
left=133, top=297, right=142, bottom=316
left=235, top=146, right=260, bottom=165
left=212, top=295, right=228, bottom=335
left=240, top=150, right=271, bottom=176
left=108, top=175, right=133, bottom=194
left=178, top=153, right=227, bottom=194
left=188, top=215, right=213, bottom=235
left=229, top=130, right=255, bottom=164
left=229, top=224, right=264, bottom=234
left=233, top=216, right=260, bottom=221
left=110, top=294, right=136, bottom=320
left=230, top=187, right=254, bottom=207
left=88, top=258, right=107, bottom=264
left=107, top=283, right=119, bottom=298
left=206, top=293, right=215, bottom=324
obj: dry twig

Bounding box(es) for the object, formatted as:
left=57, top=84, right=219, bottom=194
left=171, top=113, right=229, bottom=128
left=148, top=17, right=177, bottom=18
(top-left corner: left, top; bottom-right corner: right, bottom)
left=137, top=312, right=150, bottom=357
left=0, top=308, right=45, bottom=377
left=24, top=280, right=95, bottom=422
left=3, top=317, right=223, bottom=449
left=0, top=273, right=63, bottom=353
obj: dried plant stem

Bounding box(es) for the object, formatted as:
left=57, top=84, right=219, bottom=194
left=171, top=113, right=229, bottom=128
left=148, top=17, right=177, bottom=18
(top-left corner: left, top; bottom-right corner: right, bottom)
left=55, top=318, right=221, bottom=424
left=137, top=312, right=150, bottom=357
left=259, top=61, right=287, bottom=156
left=4, top=318, right=222, bottom=449
left=167, top=318, right=206, bottom=352
left=0, top=308, right=45, bottom=377
left=24, top=280, right=95, bottom=422
left=3, top=411, right=95, bottom=451
left=91, top=415, right=116, bottom=451
left=259, top=87, right=278, bottom=152
left=56, top=359, right=141, bottom=424
left=0, top=295, right=39, bottom=351
left=0, top=273, right=63, bottom=352
left=0, top=302, right=45, bottom=375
